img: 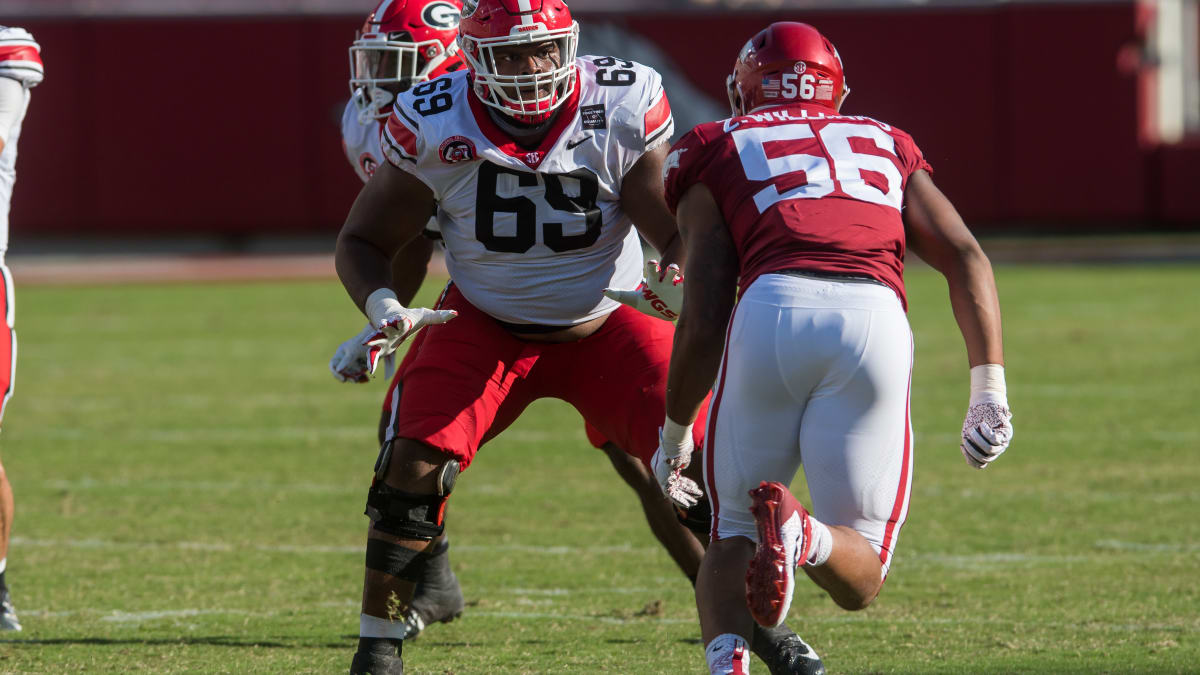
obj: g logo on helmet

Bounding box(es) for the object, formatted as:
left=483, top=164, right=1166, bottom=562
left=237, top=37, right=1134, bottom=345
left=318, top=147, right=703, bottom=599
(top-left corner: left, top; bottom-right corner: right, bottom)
left=423, top=0, right=461, bottom=29
left=439, top=136, right=477, bottom=164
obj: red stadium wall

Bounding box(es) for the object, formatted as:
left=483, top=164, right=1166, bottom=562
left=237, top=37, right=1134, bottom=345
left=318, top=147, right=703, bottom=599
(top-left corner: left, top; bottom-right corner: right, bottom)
left=9, top=3, right=1197, bottom=239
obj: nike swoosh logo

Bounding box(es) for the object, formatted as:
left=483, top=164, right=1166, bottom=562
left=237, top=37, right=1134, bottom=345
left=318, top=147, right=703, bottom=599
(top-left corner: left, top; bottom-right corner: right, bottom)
left=566, top=135, right=592, bottom=150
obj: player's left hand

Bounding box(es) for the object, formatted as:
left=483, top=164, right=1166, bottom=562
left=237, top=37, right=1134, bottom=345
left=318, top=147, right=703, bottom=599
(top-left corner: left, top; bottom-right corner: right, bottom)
left=329, top=322, right=377, bottom=383
left=603, top=259, right=683, bottom=321
left=651, top=420, right=702, bottom=508
left=960, top=399, right=1014, bottom=469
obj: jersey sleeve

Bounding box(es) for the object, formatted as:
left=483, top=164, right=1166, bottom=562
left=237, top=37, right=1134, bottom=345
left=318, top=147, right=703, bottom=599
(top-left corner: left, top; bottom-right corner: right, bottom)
left=890, top=126, right=933, bottom=177
left=662, top=124, right=717, bottom=216
left=638, top=66, right=673, bottom=153
left=380, top=100, right=437, bottom=193
left=0, top=27, right=43, bottom=87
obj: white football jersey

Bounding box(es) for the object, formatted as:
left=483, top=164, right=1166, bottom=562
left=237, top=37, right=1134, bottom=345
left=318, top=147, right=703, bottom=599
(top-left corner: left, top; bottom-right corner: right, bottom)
left=342, top=97, right=443, bottom=240
left=0, top=26, right=42, bottom=254
left=341, top=98, right=387, bottom=184
left=381, top=57, right=674, bottom=326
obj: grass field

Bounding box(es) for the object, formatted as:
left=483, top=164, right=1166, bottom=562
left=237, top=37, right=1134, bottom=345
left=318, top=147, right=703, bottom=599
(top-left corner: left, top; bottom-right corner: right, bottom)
left=0, top=262, right=1197, bottom=673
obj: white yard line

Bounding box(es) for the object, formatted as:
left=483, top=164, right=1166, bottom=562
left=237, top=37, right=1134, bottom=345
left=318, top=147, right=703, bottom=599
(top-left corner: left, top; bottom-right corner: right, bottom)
left=13, top=536, right=1193, bottom=560
left=17, top=606, right=1196, bottom=633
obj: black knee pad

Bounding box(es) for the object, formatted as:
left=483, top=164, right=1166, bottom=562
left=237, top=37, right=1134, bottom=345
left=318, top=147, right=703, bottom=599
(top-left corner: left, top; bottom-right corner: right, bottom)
left=364, top=457, right=460, bottom=540
left=365, top=485, right=448, bottom=540
left=677, top=497, right=712, bottom=538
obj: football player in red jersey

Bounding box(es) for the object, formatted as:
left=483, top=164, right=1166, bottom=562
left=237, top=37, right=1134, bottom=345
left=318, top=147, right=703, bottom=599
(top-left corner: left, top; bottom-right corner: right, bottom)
left=0, top=25, right=43, bottom=633
left=336, top=2, right=821, bottom=672
left=660, top=22, right=1013, bottom=673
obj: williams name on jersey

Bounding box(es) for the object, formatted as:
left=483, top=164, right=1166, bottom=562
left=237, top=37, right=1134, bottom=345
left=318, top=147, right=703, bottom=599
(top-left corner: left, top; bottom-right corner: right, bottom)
left=381, top=56, right=673, bottom=326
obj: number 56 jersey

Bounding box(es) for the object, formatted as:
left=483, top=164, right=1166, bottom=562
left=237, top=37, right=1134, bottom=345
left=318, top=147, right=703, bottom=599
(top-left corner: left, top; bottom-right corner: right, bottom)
left=381, top=57, right=673, bottom=326
left=664, top=102, right=932, bottom=310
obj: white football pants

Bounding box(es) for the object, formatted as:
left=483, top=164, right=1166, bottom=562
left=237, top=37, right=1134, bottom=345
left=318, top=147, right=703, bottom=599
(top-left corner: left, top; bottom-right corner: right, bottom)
left=704, top=273, right=915, bottom=578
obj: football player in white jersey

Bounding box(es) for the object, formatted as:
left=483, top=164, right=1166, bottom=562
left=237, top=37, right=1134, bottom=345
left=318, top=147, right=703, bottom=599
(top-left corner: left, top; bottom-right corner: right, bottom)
left=335, top=1, right=819, bottom=672
left=329, top=0, right=756, bottom=655
left=0, top=24, right=43, bottom=632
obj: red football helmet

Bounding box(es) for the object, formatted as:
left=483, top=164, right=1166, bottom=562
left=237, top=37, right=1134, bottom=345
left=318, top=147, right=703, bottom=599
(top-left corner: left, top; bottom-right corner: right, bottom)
left=726, top=22, right=849, bottom=117
left=349, top=0, right=467, bottom=121
left=457, top=0, right=579, bottom=124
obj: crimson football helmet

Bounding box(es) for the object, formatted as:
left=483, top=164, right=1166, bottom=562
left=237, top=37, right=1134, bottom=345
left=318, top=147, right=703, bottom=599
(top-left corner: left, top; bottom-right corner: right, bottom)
left=349, top=0, right=466, bottom=121
left=457, top=0, right=579, bottom=124
left=726, top=22, right=849, bottom=117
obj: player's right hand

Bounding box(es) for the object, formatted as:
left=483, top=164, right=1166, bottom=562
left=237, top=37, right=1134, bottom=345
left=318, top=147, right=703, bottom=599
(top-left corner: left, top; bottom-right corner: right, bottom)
left=651, top=420, right=703, bottom=509
left=364, top=307, right=457, bottom=375
left=363, top=289, right=458, bottom=376
left=603, top=259, right=683, bottom=321
left=960, top=400, right=1014, bottom=469
left=329, top=322, right=377, bottom=383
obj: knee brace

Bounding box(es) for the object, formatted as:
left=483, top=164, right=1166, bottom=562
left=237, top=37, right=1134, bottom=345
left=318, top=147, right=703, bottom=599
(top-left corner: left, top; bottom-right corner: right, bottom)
left=365, top=446, right=460, bottom=541
left=677, top=497, right=712, bottom=538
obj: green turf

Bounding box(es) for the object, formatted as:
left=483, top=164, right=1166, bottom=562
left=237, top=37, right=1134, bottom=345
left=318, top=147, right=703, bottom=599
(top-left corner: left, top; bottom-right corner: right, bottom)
left=0, top=263, right=1196, bottom=672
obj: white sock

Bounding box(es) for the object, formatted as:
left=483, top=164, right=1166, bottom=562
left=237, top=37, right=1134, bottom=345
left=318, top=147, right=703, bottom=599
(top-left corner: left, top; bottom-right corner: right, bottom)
left=804, top=517, right=833, bottom=567
left=359, top=613, right=407, bottom=640
left=0, top=557, right=7, bottom=575
left=705, top=633, right=750, bottom=674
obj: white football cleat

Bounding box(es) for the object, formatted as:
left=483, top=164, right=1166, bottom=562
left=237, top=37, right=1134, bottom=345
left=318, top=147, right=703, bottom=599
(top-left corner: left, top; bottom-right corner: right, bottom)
left=0, top=588, right=21, bottom=631
left=746, top=481, right=813, bottom=629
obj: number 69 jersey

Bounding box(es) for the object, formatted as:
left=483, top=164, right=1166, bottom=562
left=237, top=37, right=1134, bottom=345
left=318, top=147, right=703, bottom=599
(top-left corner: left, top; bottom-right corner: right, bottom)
left=382, top=56, right=673, bottom=326
left=664, top=102, right=931, bottom=310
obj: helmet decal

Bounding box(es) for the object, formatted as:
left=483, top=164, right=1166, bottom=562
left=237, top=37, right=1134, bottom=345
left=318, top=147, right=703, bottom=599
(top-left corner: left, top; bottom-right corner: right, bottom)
left=423, top=1, right=462, bottom=29
left=727, top=22, right=847, bottom=116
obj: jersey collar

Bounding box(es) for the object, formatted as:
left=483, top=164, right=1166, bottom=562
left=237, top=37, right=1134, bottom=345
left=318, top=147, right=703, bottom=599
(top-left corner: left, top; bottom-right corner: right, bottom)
left=467, top=69, right=581, bottom=171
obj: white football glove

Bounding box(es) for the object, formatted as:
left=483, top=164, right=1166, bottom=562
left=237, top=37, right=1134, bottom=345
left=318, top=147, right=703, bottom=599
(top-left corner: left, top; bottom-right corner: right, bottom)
left=961, top=364, right=1014, bottom=469
left=603, top=259, right=683, bottom=321
left=329, top=322, right=376, bottom=383
left=363, top=289, right=457, bottom=376
left=650, top=418, right=703, bottom=509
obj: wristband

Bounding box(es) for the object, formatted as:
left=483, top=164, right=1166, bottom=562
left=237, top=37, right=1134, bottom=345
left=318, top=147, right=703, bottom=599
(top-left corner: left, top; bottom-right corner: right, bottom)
left=661, top=417, right=694, bottom=456
left=969, top=364, right=1007, bottom=407
left=365, top=288, right=403, bottom=328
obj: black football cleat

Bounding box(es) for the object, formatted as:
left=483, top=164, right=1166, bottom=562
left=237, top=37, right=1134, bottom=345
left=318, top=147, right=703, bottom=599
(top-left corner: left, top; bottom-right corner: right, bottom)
left=752, top=623, right=825, bottom=675
left=350, top=637, right=403, bottom=675
left=398, top=538, right=464, bottom=640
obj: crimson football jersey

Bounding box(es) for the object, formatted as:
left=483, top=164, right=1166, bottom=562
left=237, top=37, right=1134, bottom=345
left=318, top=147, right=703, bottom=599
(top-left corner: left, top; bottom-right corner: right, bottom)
left=664, top=103, right=931, bottom=309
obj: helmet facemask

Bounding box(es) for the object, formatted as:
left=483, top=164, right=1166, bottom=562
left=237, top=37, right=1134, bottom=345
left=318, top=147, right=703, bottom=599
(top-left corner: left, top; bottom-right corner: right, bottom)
left=349, top=32, right=459, bottom=122
left=459, top=24, right=578, bottom=125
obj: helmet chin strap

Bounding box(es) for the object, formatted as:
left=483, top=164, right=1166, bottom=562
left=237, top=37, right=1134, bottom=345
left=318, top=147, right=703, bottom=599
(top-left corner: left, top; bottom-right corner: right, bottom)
left=485, top=104, right=557, bottom=146
left=356, top=86, right=396, bottom=124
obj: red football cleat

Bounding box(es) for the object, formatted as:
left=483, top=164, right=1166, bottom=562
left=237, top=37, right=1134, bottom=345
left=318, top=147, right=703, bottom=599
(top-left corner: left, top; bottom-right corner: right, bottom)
left=746, top=481, right=813, bottom=628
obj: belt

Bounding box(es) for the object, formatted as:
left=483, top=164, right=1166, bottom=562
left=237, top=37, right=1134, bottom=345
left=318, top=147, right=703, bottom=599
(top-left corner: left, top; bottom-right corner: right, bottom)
left=772, top=268, right=887, bottom=287
left=495, top=319, right=577, bottom=334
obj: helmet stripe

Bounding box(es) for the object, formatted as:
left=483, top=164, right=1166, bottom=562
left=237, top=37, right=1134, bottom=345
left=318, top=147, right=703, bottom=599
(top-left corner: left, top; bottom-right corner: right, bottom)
left=375, top=0, right=396, bottom=22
